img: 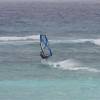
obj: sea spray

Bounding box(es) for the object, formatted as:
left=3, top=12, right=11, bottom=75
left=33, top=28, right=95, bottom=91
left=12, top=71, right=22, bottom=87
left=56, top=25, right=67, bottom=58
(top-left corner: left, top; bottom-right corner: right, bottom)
left=41, top=59, right=100, bottom=72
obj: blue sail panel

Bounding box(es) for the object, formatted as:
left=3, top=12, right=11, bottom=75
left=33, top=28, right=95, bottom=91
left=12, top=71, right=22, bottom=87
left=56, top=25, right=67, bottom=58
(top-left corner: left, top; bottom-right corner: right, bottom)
left=48, top=47, right=52, bottom=56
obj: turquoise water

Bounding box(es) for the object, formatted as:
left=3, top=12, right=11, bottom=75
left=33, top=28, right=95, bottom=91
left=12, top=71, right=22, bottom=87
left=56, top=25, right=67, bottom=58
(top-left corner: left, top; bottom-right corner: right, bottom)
left=0, top=79, right=100, bottom=100
left=0, top=1, right=100, bottom=100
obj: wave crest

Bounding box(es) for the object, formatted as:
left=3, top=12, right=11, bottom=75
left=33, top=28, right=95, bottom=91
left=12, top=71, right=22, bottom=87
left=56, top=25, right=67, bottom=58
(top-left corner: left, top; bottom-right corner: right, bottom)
left=0, top=35, right=100, bottom=46
left=50, top=38, right=100, bottom=46
left=0, top=35, right=39, bottom=41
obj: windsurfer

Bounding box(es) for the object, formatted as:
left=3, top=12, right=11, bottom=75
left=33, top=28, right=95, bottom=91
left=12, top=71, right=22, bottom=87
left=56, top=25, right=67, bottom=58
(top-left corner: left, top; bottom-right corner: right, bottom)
left=40, top=51, right=49, bottom=59
left=40, top=34, right=52, bottom=59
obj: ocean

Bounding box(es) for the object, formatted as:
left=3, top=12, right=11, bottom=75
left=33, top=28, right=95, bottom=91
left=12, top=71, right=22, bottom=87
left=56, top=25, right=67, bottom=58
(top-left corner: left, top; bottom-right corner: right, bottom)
left=0, top=1, right=100, bottom=100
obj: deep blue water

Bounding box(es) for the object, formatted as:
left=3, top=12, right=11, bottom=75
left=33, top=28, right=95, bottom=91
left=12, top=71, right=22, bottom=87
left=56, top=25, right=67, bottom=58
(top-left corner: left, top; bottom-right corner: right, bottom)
left=0, top=1, right=100, bottom=100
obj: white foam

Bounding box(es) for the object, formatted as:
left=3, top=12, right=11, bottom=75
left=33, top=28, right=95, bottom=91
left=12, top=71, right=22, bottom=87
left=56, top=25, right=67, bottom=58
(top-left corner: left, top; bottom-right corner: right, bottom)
left=91, top=39, right=100, bottom=46
left=0, top=35, right=39, bottom=41
left=41, top=59, right=100, bottom=72
left=73, top=39, right=100, bottom=46
left=0, top=35, right=100, bottom=46
left=50, top=39, right=92, bottom=44
left=50, top=38, right=100, bottom=46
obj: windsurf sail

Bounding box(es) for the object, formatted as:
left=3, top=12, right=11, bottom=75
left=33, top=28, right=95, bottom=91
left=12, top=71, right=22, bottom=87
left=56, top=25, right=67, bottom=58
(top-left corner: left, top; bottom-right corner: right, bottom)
left=40, top=34, right=52, bottom=59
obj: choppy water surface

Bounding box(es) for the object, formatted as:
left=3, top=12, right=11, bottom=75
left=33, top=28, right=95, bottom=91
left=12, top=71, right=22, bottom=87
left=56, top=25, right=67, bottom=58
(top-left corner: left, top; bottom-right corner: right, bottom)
left=0, top=1, right=100, bottom=100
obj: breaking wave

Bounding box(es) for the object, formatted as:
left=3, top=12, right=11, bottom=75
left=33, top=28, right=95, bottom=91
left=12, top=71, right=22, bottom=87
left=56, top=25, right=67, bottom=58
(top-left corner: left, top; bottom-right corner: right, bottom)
left=0, top=35, right=39, bottom=41
left=50, top=38, right=100, bottom=46
left=0, top=35, right=100, bottom=46
left=41, top=59, right=100, bottom=72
